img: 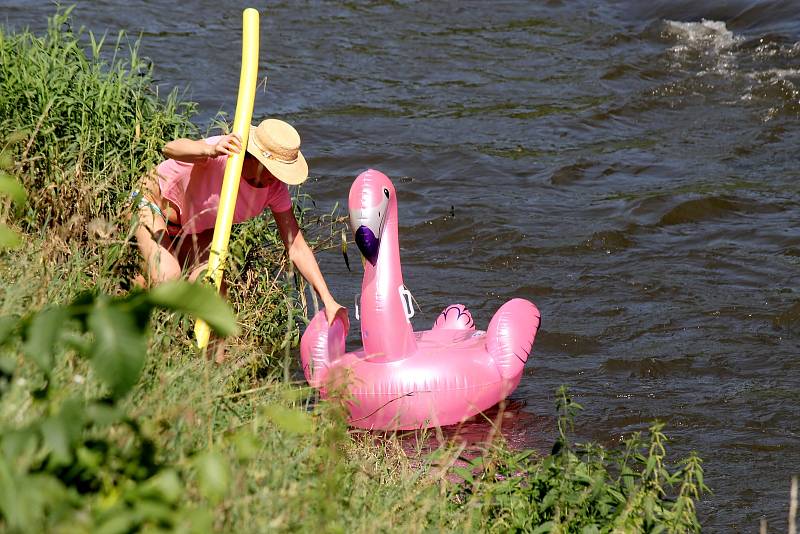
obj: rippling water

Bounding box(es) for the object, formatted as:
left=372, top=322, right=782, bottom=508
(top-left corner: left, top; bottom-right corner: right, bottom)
left=3, top=1, right=799, bottom=530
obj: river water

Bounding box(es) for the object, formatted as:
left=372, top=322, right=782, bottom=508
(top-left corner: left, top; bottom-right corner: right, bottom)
left=3, top=0, right=799, bottom=530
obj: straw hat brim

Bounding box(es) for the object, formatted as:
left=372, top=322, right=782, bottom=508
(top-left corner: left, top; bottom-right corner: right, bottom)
left=246, top=127, right=308, bottom=185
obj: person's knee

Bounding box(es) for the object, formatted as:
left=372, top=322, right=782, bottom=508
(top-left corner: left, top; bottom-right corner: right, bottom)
left=155, top=264, right=182, bottom=284
left=147, top=250, right=181, bottom=285
left=188, top=264, right=207, bottom=283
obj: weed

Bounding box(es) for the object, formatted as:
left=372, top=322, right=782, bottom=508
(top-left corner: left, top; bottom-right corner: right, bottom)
left=452, top=386, right=710, bottom=532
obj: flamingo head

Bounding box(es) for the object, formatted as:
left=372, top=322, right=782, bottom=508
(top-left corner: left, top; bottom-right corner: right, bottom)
left=349, top=169, right=395, bottom=266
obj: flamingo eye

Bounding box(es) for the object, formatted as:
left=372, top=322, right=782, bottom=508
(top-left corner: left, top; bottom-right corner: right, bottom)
left=383, top=188, right=390, bottom=198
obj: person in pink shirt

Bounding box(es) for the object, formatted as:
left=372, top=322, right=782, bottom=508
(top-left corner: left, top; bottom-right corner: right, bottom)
left=133, top=118, right=343, bottom=326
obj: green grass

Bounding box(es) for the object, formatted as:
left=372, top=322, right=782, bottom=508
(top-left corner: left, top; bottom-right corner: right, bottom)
left=0, top=6, right=195, bottom=231
left=0, top=8, right=709, bottom=533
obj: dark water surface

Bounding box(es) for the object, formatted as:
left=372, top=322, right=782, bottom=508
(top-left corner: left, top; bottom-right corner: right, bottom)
left=3, top=1, right=799, bottom=530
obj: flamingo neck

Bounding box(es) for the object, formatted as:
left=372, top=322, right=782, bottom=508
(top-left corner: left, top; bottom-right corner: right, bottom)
left=360, top=201, right=417, bottom=360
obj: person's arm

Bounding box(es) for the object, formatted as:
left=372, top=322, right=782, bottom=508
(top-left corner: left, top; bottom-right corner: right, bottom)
left=273, top=208, right=343, bottom=325
left=162, top=133, right=242, bottom=163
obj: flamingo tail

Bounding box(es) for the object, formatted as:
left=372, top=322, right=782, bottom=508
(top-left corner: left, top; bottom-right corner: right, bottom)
left=485, top=298, right=541, bottom=380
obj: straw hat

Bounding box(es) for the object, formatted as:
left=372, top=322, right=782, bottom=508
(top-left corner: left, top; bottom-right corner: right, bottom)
left=246, top=119, right=308, bottom=185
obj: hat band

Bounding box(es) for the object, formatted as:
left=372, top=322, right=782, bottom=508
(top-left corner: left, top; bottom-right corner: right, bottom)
left=261, top=147, right=298, bottom=164
left=254, top=136, right=299, bottom=164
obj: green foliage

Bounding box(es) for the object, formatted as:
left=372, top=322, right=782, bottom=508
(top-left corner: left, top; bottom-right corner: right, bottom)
left=195, top=451, right=231, bottom=503
left=0, top=282, right=234, bottom=533
left=148, top=282, right=239, bottom=337
left=0, top=285, right=710, bottom=534
left=0, top=133, right=28, bottom=249
left=0, top=6, right=196, bottom=232
left=453, top=386, right=710, bottom=533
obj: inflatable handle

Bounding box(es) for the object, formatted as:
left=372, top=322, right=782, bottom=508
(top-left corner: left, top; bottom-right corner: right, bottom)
left=195, top=8, right=260, bottom=349
left=398, top=285, right=415, bottom=321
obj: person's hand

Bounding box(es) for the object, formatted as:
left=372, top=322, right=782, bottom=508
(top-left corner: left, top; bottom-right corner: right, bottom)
left=324, top=300, right=347, bottom=327
left=210, top=133, right=242, bottom=157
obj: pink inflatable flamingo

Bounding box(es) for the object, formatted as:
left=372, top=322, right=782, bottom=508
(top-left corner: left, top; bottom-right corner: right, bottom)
left=300, top=169, right=541, bottom=430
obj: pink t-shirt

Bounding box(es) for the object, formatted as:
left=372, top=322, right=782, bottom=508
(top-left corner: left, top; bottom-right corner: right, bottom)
left=156, top=136, right=293, bottom=235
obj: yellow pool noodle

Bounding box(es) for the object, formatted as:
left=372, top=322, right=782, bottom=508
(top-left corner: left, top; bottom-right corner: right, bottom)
left=195, top=8, right=260, bottom=349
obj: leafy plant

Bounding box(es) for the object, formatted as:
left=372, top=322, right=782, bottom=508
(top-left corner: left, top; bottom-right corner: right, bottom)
left=0, top=132, right=28, bottom=249
left=0, top=6, right=196, bottom=232
left=0, top=281, right=237, bottom=533
left=453, top=386, right=710, bottom=533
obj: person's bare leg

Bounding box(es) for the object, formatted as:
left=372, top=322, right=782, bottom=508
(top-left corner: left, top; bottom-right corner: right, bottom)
left=175, top=229, right=214, bottom=281
left=132, top=174, right=181, bottom=285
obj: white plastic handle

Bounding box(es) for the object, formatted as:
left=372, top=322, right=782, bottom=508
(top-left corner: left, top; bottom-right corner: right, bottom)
left=398, top=285, right=415, bottom=322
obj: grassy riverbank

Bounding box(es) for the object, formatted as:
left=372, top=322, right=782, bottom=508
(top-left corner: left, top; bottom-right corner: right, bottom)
left=0, top=9, right=707, bottom=533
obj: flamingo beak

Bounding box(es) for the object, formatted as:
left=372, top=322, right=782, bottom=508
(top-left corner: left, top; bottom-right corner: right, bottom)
left=349, top=194, right=389, bottom=267
left=354, top=225, right=380, bottom=266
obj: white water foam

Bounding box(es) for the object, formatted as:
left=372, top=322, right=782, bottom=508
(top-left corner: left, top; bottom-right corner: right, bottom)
left=664, top=19, right=741, bottom=53
left=663, top=19, right=743, bottom=76
left=744, top=67, right=800, bottom=121
left=748, top=68, right=800, bottom=81
left=660, top=20, right=800, bottom=118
